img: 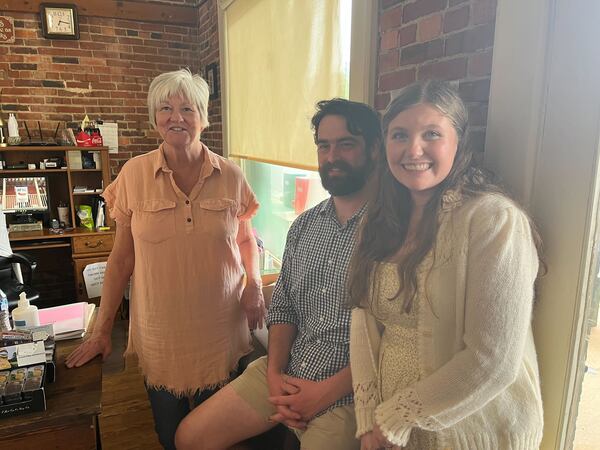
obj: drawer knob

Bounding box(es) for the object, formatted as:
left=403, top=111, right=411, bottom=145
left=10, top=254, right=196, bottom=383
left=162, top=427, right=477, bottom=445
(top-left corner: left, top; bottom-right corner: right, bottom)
left=85, top=240, right=103, bottom=248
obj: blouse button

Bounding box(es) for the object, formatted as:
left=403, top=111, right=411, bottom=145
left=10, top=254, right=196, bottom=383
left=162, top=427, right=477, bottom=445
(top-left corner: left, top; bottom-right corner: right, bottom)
left=185, top=200, right=190, bottom=205
left=187, top=218, right=192, bottom=223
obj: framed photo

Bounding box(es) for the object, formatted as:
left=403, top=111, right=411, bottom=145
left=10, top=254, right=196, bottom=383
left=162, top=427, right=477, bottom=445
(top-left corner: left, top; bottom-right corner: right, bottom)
left=40, top=3, right=80, bottom=40
left=205, top=63, right=219, bottom=100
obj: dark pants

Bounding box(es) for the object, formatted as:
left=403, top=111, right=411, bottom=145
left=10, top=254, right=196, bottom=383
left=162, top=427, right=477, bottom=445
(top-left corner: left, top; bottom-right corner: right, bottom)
left=146, top=385, right=217, bottom=450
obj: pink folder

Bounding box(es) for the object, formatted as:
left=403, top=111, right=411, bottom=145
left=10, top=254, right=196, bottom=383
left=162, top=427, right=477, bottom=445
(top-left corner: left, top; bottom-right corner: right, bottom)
left=37, top=302, right=87, bottom=335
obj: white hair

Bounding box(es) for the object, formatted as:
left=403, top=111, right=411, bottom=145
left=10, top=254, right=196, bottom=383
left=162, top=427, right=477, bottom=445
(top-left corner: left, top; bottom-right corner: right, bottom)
left=147, top=68, right=210, bottom=129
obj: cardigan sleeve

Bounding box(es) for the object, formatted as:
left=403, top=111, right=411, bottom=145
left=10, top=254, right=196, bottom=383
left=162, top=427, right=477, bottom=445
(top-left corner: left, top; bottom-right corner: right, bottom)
left=350, top=308, right=385, bottom=438
left=374, top=201, right=539, bottom=446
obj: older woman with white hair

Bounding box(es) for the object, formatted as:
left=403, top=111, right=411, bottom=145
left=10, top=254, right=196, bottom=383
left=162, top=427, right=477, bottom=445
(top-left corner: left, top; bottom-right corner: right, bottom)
left=66, top=68, right=265, bottom=449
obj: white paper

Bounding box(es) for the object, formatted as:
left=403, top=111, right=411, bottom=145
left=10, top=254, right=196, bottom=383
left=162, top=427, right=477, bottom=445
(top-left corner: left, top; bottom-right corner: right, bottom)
left=83, top=261, right=107, bottom=299
left=98, top=122, right=119, bottom=154
left=16, top=341, right=46, bottom=366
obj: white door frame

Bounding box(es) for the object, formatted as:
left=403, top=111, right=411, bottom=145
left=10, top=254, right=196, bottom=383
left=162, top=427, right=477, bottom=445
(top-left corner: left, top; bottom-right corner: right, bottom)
left=485, top=0, right=600, bottom=448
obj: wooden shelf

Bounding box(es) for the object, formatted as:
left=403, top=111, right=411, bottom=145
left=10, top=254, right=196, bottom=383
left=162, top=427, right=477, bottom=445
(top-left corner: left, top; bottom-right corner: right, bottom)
left=8, top=227, right=114, bottom=242
left=73, top=192, right=103, bottom=196
left=12, top=242, right=71, bottom=251
left=0, top=169, right=68, bottom=174
left=1, top=146, right=109, bottom=152
left=70, top=169, right=102, bottom=172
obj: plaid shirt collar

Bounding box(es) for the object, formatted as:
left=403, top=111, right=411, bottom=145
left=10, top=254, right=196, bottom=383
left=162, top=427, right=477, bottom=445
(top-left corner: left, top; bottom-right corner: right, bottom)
left=318, top=196, right=368, bottom=226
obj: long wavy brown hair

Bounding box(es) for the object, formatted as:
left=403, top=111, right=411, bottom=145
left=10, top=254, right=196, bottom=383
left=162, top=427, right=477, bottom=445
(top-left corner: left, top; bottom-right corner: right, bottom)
left=347, top=80, right=544, bottom=312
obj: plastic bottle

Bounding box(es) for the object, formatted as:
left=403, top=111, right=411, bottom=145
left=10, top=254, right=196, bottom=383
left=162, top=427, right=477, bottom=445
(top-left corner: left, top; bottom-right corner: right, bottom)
left=7, top=113, right=19, bottom=138
left=0, top=289, right=11, bottom=331
left=11, top=292, right=39, bottom=329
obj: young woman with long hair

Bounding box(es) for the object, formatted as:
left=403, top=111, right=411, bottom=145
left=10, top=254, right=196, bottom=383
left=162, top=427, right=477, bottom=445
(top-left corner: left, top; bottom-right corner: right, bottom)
left=348, top=80, right=544, bottom=450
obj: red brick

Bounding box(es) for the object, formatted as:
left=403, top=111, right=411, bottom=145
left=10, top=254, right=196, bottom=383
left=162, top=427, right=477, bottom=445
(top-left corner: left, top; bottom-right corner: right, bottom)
left=403, top=0, right=447, bottom=23
left=381, top=0, right=403, bottom=9
left=398, top=24, right=417, bottom=46
left=444, top=5, right=470, bottom=33
left=381, top=30, right=399, bottom=51
left=444, top=31, right=464, bottom=56
left=459, top=78, right=491, bottom=102
left=418, top=14, right=442, bottom=42
left=380, top=5, right=403, bottom=31
left=375, top=93, right=391, bottom=111
left=379, top=51, right=400, bottom=73
left=469, top=128, right=486, bottom=153
left=464, top=23, right=495, bottom=52
left=379, top=68, right=416, bottom=91
left=472, top=0, right=497, bottom=25
left=419, top=57, right=467, bottom=80
left=445, top=23, right=495, bottom=56
left=468, top=50, right=493, bottom=76
left=468, top=103, right=488, bottom=126
left=400, top=39, right=443, bottom=65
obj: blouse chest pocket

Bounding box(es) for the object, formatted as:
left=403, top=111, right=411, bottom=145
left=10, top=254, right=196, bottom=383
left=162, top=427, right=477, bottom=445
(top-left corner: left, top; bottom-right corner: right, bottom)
left=198, top=198, right=238, bottom=236
left=133, top=199, right=177, bottom=244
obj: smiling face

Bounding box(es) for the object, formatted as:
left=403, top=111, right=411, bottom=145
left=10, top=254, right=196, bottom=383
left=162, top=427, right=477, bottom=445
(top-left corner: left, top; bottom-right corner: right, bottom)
left=155, top=95, right=204, bottom=150
left=385, top=103, right=459, bottom=206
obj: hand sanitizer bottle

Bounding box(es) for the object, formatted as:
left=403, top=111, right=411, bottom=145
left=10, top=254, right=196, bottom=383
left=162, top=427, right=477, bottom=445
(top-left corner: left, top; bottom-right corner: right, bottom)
left=12, top=292, right=40, bottom=328
left=0, top=289, right=11, bottom=331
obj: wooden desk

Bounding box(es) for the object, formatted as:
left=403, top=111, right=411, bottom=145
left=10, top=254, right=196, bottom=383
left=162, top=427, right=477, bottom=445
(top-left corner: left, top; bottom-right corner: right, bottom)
left=9, top=228, right=115, bottom=306
left=0, top=338, right=102, bottom=450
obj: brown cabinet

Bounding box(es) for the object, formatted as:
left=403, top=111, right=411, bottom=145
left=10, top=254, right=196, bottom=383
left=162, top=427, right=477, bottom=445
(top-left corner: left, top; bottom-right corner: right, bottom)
left=72, top=233, right=114, bottom=255
left=2, top=146, right=115, bottom=307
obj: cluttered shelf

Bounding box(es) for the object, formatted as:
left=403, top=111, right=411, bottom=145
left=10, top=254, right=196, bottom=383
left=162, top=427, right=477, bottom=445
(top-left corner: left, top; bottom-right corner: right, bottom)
left=0, top=169, right=68, bottom=174
left=0, top=147, right=75, bottom=152
left=8, top=228, right=114, bottom=242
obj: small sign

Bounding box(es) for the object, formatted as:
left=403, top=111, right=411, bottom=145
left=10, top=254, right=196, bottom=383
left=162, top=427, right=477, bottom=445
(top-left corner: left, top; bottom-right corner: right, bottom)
left=83, top=261, right=107, bottom=299
left=98, top=122, right=119, bottom=154
left=0, top=17, right=15, bottom=44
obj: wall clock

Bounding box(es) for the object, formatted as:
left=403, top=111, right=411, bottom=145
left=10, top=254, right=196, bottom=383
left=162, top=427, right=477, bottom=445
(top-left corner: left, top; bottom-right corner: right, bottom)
left=40, top=3, right=79, bottom=40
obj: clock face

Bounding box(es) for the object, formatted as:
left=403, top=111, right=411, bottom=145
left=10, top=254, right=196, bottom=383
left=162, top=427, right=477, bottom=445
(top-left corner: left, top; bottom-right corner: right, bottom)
left=46, top=8, right=74, bottom=34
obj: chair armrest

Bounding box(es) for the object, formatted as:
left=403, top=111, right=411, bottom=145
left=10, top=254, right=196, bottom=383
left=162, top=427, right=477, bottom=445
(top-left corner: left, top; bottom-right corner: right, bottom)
left=7, top=252, right=37, bottom=285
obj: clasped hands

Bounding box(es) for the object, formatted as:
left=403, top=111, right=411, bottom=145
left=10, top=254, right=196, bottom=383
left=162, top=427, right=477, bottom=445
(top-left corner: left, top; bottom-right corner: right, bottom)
left=267, top=372, right=328, bottom=430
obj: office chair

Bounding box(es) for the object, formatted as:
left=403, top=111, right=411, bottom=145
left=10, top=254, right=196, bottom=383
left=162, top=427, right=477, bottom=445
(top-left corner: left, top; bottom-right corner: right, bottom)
left=0, top=208, right=40, bottom=310
left=0, top=253, right=39, bottom=309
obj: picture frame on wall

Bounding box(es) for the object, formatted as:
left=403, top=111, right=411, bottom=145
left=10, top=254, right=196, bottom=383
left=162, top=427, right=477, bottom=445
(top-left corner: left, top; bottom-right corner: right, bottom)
left=205, top=63, right=219, bottom=100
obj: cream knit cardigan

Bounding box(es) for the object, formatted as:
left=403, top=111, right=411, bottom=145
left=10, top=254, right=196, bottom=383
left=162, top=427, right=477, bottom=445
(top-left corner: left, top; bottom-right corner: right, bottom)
left=350, top=193, right=544, bottom=450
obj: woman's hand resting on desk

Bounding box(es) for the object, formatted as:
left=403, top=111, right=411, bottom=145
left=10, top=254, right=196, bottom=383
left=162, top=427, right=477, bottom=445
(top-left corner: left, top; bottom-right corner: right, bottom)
left=65, top=332, right=112, bottom=368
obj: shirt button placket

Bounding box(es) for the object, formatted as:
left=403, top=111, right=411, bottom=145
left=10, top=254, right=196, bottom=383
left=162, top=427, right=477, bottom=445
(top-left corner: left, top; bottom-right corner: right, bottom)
left=185, top=199, right=192, bottom=228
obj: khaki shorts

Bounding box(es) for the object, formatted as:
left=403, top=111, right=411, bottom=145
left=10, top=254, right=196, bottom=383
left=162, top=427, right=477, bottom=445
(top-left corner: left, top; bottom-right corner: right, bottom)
left=230, top=356, right=359, bottom=450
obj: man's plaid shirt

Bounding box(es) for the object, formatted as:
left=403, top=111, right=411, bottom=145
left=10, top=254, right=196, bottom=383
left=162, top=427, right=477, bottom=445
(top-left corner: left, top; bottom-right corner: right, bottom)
left=266, top=197, right=367, bottom=412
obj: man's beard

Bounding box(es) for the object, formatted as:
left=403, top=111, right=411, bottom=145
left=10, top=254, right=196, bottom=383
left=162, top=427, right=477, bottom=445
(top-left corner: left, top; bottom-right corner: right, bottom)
left=319, top=159, right=372, bottom=196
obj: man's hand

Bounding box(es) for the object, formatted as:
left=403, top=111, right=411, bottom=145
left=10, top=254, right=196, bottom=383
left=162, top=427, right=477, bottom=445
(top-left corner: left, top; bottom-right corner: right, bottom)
left=240, top=282, right=266, bottom=330
left=359, top=425, right=395, bottom=450
left=268, top=376, right=331, bottom=425
left=266, top=371, right=307, bottom=429
left=65, top=332, right=112, bottom=368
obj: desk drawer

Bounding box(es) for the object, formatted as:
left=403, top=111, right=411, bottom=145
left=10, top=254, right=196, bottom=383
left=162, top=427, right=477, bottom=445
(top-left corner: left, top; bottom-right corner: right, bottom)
left=72, top=234, right=114, bottom=254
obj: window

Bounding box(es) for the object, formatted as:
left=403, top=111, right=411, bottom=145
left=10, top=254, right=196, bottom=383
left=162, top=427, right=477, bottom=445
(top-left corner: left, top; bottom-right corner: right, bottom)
left=219, top=0, right=375, bottom=263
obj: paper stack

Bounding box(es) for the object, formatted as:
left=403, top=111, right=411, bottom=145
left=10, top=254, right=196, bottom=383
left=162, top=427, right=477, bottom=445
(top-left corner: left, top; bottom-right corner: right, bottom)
left=37, top=302, right=96, bottom=341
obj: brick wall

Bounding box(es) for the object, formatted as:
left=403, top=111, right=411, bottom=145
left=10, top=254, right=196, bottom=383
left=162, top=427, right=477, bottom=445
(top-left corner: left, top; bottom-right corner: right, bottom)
left=376, top=0, right=497, bottom=154
left=197, top=0, right=222, bottom=153
left=0, top=1, right=208, bottom=178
